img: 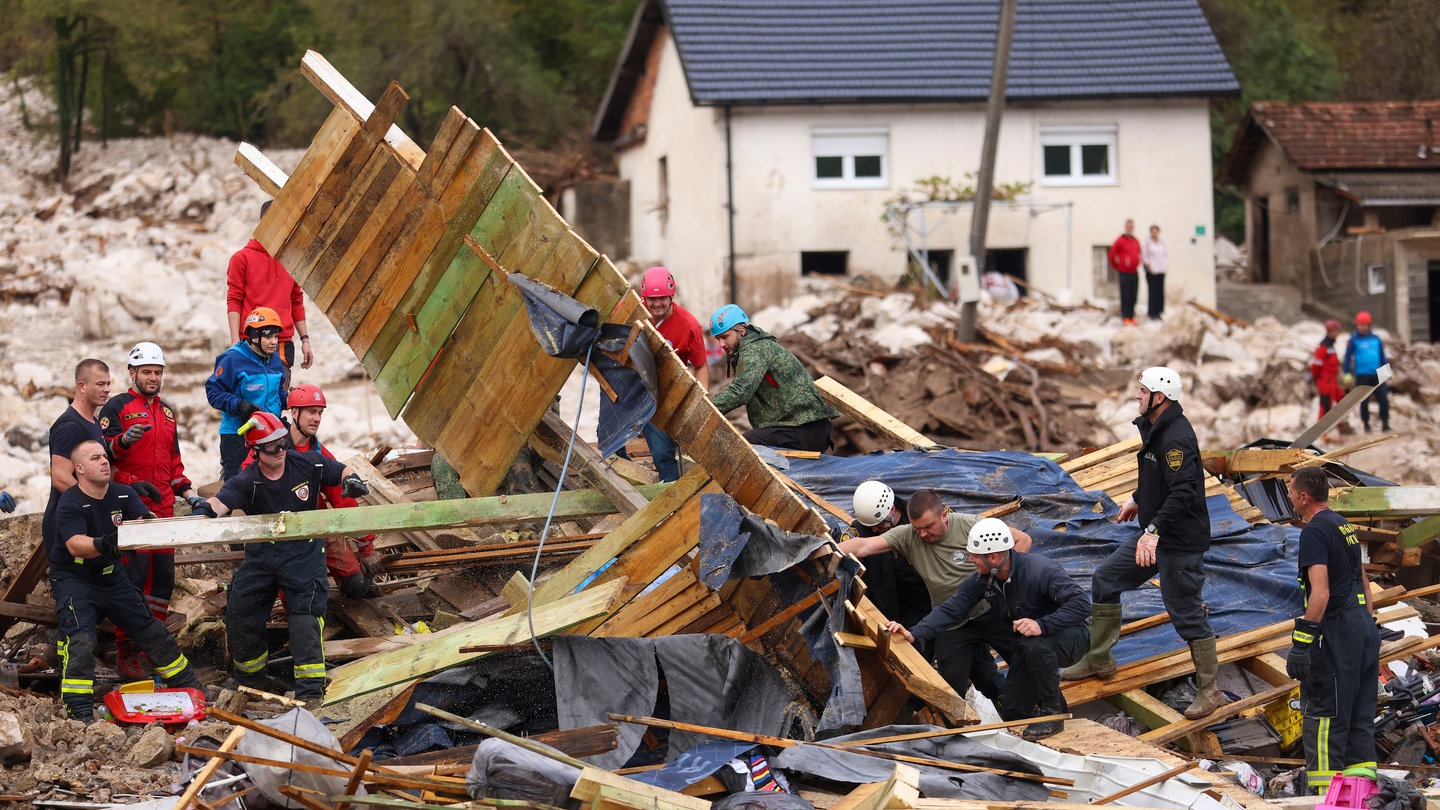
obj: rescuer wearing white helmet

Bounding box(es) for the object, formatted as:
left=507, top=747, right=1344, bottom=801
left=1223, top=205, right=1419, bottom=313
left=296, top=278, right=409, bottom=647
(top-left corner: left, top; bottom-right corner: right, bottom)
left=888, top=517, right=1091, bottom=741
left=846, top=481, right=929, bottom=629
left=839, top=489, right=1034, bottom=705
left=1062, top=366, right=1227, bottom=720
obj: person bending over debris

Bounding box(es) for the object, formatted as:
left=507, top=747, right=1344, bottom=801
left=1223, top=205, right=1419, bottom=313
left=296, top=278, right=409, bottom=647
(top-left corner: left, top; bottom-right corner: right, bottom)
left=207, top=306, right=289, bottom=480
left=53, top=440, right=202, bottom=721
left=1062, top=366, right=1228, bottom=720
left=845, top=480, right=929, bottom=629
left=889, top=518, right=1091, bottom=741
left=636, top=267, right=710, bottom=481
left=839, top=489, right=1032, bottom=705
left=241, top=384, right=384, bottom=599
left=192, top=412, right=370, bottom=706
left=100, top=342, right=205, bottom=679
left=1285, top=466, right=1379, bottom=794
left=708, top=304, right=838, bottom=452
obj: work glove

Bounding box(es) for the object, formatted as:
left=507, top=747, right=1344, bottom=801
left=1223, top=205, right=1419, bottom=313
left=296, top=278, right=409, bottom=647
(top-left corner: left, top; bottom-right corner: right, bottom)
left=93, top=531, right=119, bottom=558
left=190, top=499, right=218, bottom=519
left=1286, top=617, right=1321, bottom=682
left=359, top=549, right=386, bottom=577
left=130, top=480, right=163, bottom=502
left=235, top=401, right=262, bottom=418
left=0, top=491, right=13, bottom=514
left=341, top=474, right=369, bottom=499
left=119, top=422, right=153, bottom=448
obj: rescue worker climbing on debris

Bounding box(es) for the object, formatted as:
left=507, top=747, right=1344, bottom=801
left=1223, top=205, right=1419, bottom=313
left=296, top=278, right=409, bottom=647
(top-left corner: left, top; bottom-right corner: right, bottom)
left=1285, top=466, right=1380, bottom=794
left=192, top=411, right=370, bottom=705
left=845, top=481, right=929, bottom=630
left=52, top=440, right=202, bottom=721
left=636, top=267, right=710, bottom=481
left=1062, top=366, right=1228, bottom=720
left=99, top=342, right=204, bottom=678
left=889, top=518, right=1091, bottom=741
left=839, top=489, right=1032, bottom=705
left=241, top=384, right=385, bottom=598
left=708, top=304, right=838, bottom=452
left=207, top=306, right=289, bottom=481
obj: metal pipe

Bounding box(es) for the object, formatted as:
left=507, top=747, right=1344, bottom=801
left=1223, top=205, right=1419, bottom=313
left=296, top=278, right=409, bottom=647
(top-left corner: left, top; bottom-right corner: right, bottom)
left=725, top=105, right=737, bottom=303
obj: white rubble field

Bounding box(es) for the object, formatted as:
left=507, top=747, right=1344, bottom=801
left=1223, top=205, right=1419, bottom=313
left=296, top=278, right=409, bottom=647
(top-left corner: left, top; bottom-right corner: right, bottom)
left=0, top=83, right=415, bottom=510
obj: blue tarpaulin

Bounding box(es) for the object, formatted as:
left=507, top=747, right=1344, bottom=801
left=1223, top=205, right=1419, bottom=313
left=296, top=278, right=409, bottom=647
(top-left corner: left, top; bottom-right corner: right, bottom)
left=782, top=449, right=1304, bottom=665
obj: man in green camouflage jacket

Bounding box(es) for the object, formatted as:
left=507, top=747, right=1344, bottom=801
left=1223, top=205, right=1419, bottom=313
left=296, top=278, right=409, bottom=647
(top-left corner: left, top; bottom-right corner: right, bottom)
left=708, top=304, right=837, bottom=452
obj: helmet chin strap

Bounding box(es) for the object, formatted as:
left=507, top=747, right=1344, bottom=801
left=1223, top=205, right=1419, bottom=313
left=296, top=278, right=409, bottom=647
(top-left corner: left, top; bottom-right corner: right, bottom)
left=1141, top=389, right=1164, bottom=419
left=247, top=335, right=273, bottom=361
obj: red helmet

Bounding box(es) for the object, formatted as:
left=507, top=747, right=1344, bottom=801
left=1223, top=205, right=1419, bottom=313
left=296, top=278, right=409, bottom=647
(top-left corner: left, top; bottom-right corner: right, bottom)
left=244, top=307, right=283, bottom=338
left=640, top=266, right=676, bottom=298
left=238, top=412, right=288, bottom=448
left=1355, top=311, right=1372, bottom=326
left=288, top=384, right=327, bottom=409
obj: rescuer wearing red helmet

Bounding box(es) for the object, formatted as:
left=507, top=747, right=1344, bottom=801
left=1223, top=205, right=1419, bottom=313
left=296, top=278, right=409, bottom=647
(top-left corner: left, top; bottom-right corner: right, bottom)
left=634, top=267, right=710, bottom=480
left=99, top=342, right=206, bottom=678
left=206, top=306, right=289, bottom=480
left=192, top=411, right=369, bottom=707
left=1342, top=310, right=1389, bottom=432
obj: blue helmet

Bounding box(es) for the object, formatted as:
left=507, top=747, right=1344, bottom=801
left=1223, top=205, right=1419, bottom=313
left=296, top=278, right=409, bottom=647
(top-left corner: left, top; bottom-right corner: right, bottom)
left=710, top=304, right=749, bottom=337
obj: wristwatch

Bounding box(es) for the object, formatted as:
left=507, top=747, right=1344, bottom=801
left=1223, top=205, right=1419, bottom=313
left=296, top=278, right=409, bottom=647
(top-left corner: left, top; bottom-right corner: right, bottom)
left=1145, top=523, right=1158, bottom=536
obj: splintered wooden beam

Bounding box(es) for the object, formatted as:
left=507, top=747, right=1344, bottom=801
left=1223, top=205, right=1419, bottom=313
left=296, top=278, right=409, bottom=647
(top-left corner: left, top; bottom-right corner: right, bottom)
left=815, top=376, right=941, bottom=450
left=531, top=410, right=649, bottom=516
left=117, top=484, right=668, bottom=550
left=324, top=577, right=625, bottom=703
left=1200, top=448, right=1313, bottom=476
left=1330, top=486, right=1440, bottom=519
left=1398, top=516, right=1440, bottom=548
left=300, top=50, right=425, bottom=169
left=1290, top=363, right=1391, bottom=449
left=572, top=766, right=714, bottom=810
left=236, top=143, right=290, bottom=197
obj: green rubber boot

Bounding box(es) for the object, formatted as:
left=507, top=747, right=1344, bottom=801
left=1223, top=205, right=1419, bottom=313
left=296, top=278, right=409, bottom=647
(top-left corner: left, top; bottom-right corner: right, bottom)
left=1060, top=602, right=1122, bottom=681
left=1183, top=635, right=1229, bottom=719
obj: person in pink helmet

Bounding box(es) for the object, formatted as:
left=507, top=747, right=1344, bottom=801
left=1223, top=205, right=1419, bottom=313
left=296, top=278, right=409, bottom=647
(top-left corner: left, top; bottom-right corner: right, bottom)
left=635, top=267, right=709, bottom=480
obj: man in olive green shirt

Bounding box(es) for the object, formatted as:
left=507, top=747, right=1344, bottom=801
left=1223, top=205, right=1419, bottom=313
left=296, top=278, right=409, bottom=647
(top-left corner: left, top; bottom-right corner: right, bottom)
left=839, top=489, right=1032, bottom=704
left=709, top=304, right=837, bottom=451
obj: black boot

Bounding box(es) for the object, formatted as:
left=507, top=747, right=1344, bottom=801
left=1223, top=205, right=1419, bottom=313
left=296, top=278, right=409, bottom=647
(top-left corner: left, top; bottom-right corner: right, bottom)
left=1021, top=706, right=1066, bottom=741
left=64, top=697, right=95, bottom=724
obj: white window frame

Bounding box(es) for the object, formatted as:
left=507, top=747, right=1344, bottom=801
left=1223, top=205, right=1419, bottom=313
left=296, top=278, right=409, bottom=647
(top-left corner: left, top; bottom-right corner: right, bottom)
left=1040, top=125, right=1117, bottom=186
left=811, top=127, right=889, bottom=190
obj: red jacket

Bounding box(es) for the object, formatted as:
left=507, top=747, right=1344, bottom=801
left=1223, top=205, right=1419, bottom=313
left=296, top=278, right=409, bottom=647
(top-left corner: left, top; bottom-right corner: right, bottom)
left=1108, top=234, right=1141, bottom=275
left=99, top=390, right=192, bottom=522
left=1310, top=337, right=1344, bottom=400
left=227, top=239, right=305, bottom=341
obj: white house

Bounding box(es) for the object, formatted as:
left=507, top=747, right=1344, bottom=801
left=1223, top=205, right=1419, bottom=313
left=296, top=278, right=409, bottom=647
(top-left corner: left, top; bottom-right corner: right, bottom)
left=591, top=0, right=1238, bottom=319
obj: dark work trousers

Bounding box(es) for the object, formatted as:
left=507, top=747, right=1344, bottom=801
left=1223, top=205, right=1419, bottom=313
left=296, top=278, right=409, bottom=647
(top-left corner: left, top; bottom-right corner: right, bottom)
left=279, top=339, right=296, bottom=389
left=933, top=608, right=1011, bottom=707
left=114, top=549, right=177, bottom=655
left=641, top=422, right=680, bottom=482
left=227, top=539, right=330, bottom=699
left=858, top=551, right=930, bottom=631
left=1355, top=374, right=1389, bottom=430
left=220, top=433, right=247, bottom=482
left=1302, top=605, right=1380, bottom=793
left=1145, top=271, right=1166, bottom=319
left=988, top=624, right=1090, bottom=719
left=53, top=571, right=197, bottom=718
left=1117, top=272, right=1139, bottom=320
left=1092, top=538, right=1213, bottom=641
left=744, top=418, right=833, bottom=453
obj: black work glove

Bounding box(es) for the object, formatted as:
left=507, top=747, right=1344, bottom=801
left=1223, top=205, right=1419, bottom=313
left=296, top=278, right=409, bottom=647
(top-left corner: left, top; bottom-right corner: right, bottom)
left=235, top=401, right=262, bottom=418
left=93, top=532, right=119, bottom=558
left=0, top=491, right=14, bottom=514
left=190, top=499, right=218, bottom=519
left=131, top=480, right=163, bottom=502
left=119, top=422, right=153, bottom=448
left=342, top=474, right=369, bottom=499
left=1286, top=617, right=1321, bottom=681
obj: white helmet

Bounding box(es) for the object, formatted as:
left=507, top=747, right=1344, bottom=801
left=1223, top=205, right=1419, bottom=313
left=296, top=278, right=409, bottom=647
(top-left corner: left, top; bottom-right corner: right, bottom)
left=966, top=517, right=1015, bottom=554
left=128, top=342, right=166, bottom=368
left=852, top=481, right=895, bottom=527
left=1139, top=366, right=1181, bottom=402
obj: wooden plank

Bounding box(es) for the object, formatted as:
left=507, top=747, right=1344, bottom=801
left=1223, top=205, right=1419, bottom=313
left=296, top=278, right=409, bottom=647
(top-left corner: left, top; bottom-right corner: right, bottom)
left=308, top=152, right=407, bottom=309
left=593, top=567, right=699, bottom=637
left=1330, top=486, right=1440, bottom=518
left=1092, top=763, right=1198, bottom=806
left=235, top=143, right=289, bottom=197
left=300, top=50, right=425, bottom=169
left=1106, top=689, right=1221, bottom=758
left=847, top=596, right=975, bottom=725
left=1059, top=437, right=1141, bottom=473
left=1398, top=515, right=1440, bottom=548
left=174, top=727, right=246, bottom=810
left=253, top=107, right=361, bottom=256
left=118, top=485, right=669, bottom=550
left=531, top=410, right=649, bottom=516
left=1201, top=448, right=1314, bottom=476
left=571, top=766, right=712, bottom=810
left=1139, top=681, right=1297, bottom=746
left=324, top=578, right=625, bottom=703
left=815, top=376, right=940, bottom=450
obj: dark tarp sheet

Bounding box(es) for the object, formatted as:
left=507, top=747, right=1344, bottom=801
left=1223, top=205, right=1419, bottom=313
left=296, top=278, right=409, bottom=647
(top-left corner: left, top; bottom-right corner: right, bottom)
left=782, top=449, right=1304, bottom=665
left=511, top=272, right=657, bottom=457
left=552, top=634, right=796, bottom=770
left=772, top=723, right=1051, bottom=801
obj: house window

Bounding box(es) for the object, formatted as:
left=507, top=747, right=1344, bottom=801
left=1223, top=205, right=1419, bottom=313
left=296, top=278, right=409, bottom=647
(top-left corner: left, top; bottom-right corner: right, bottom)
left=1040, top=126, right=1117, bottom=186
left=811, top=128, right=889, bottom=189
left=802, top=251, right=848, bottom=275
left=1092, top=245, right=1116, bottom=296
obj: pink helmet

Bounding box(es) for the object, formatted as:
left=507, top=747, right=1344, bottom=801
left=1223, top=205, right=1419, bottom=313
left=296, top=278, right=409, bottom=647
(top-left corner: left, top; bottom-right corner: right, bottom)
left=640, top=266, right=676, bottom=298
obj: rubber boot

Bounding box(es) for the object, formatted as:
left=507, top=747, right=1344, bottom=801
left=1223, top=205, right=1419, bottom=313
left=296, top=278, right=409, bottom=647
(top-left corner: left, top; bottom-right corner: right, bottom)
left=1060, top=602, right=1121, bottom=681
left=1183, top=636, right=1228, bottom=719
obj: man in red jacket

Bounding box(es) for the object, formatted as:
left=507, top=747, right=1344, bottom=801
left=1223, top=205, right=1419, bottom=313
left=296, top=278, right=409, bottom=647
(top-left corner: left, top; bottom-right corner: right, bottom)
left=98, top=342, right=206, bottom=677
left=227, top=201, right=313, bottom=382
left=1108, top=219, right=1142, bottom=326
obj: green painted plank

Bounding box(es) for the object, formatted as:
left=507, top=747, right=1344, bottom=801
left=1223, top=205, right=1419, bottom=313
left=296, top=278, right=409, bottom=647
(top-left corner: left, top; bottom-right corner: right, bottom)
left=1330, top=486, right=1440, bottom=519
left=1397, top=515, right=1440, bottom=548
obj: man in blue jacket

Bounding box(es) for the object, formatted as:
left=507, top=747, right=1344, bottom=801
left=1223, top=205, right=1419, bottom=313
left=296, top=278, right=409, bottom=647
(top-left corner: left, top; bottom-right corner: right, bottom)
left=206, top=306, right=288, bottom=480
left=1342, top=311, right=1389, bottom=433
left=888, top=518, right=1090, bottom=741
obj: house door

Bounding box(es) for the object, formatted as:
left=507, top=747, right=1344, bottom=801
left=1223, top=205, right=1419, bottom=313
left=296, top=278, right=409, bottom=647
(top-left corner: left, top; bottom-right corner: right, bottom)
left=988, top=248, right=1028, bottom=294
left=1253, top=200, right=1270, bottom=283
left=1428, top=262, right=1440, bottom=342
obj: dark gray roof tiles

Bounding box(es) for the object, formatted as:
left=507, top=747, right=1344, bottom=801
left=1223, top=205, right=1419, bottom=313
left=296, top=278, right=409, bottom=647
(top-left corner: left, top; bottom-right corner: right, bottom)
left=663, top=0, right=1239, bottom=104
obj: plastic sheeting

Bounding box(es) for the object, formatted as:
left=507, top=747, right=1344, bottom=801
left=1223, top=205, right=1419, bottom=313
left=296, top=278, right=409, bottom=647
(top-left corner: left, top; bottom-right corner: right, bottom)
left=782, top=449, right=1304, bottom=665
left=235, top=708, right=364, bottom=809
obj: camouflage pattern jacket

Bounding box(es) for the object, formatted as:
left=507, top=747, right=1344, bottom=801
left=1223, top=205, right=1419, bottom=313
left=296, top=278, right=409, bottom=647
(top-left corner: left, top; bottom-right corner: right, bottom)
left=711, top=325, right=838, bottom=428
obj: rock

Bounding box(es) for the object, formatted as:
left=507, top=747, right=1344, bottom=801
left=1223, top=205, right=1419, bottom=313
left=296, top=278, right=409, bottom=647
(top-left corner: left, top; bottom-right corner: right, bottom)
left=126, top=725, right=174, bottom=767
left=84, top=719, right=128, bottom=753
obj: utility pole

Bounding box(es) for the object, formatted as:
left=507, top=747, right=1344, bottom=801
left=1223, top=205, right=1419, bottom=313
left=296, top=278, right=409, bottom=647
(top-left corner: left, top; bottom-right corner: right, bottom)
left=956, top=0, right=1018, bottom=341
